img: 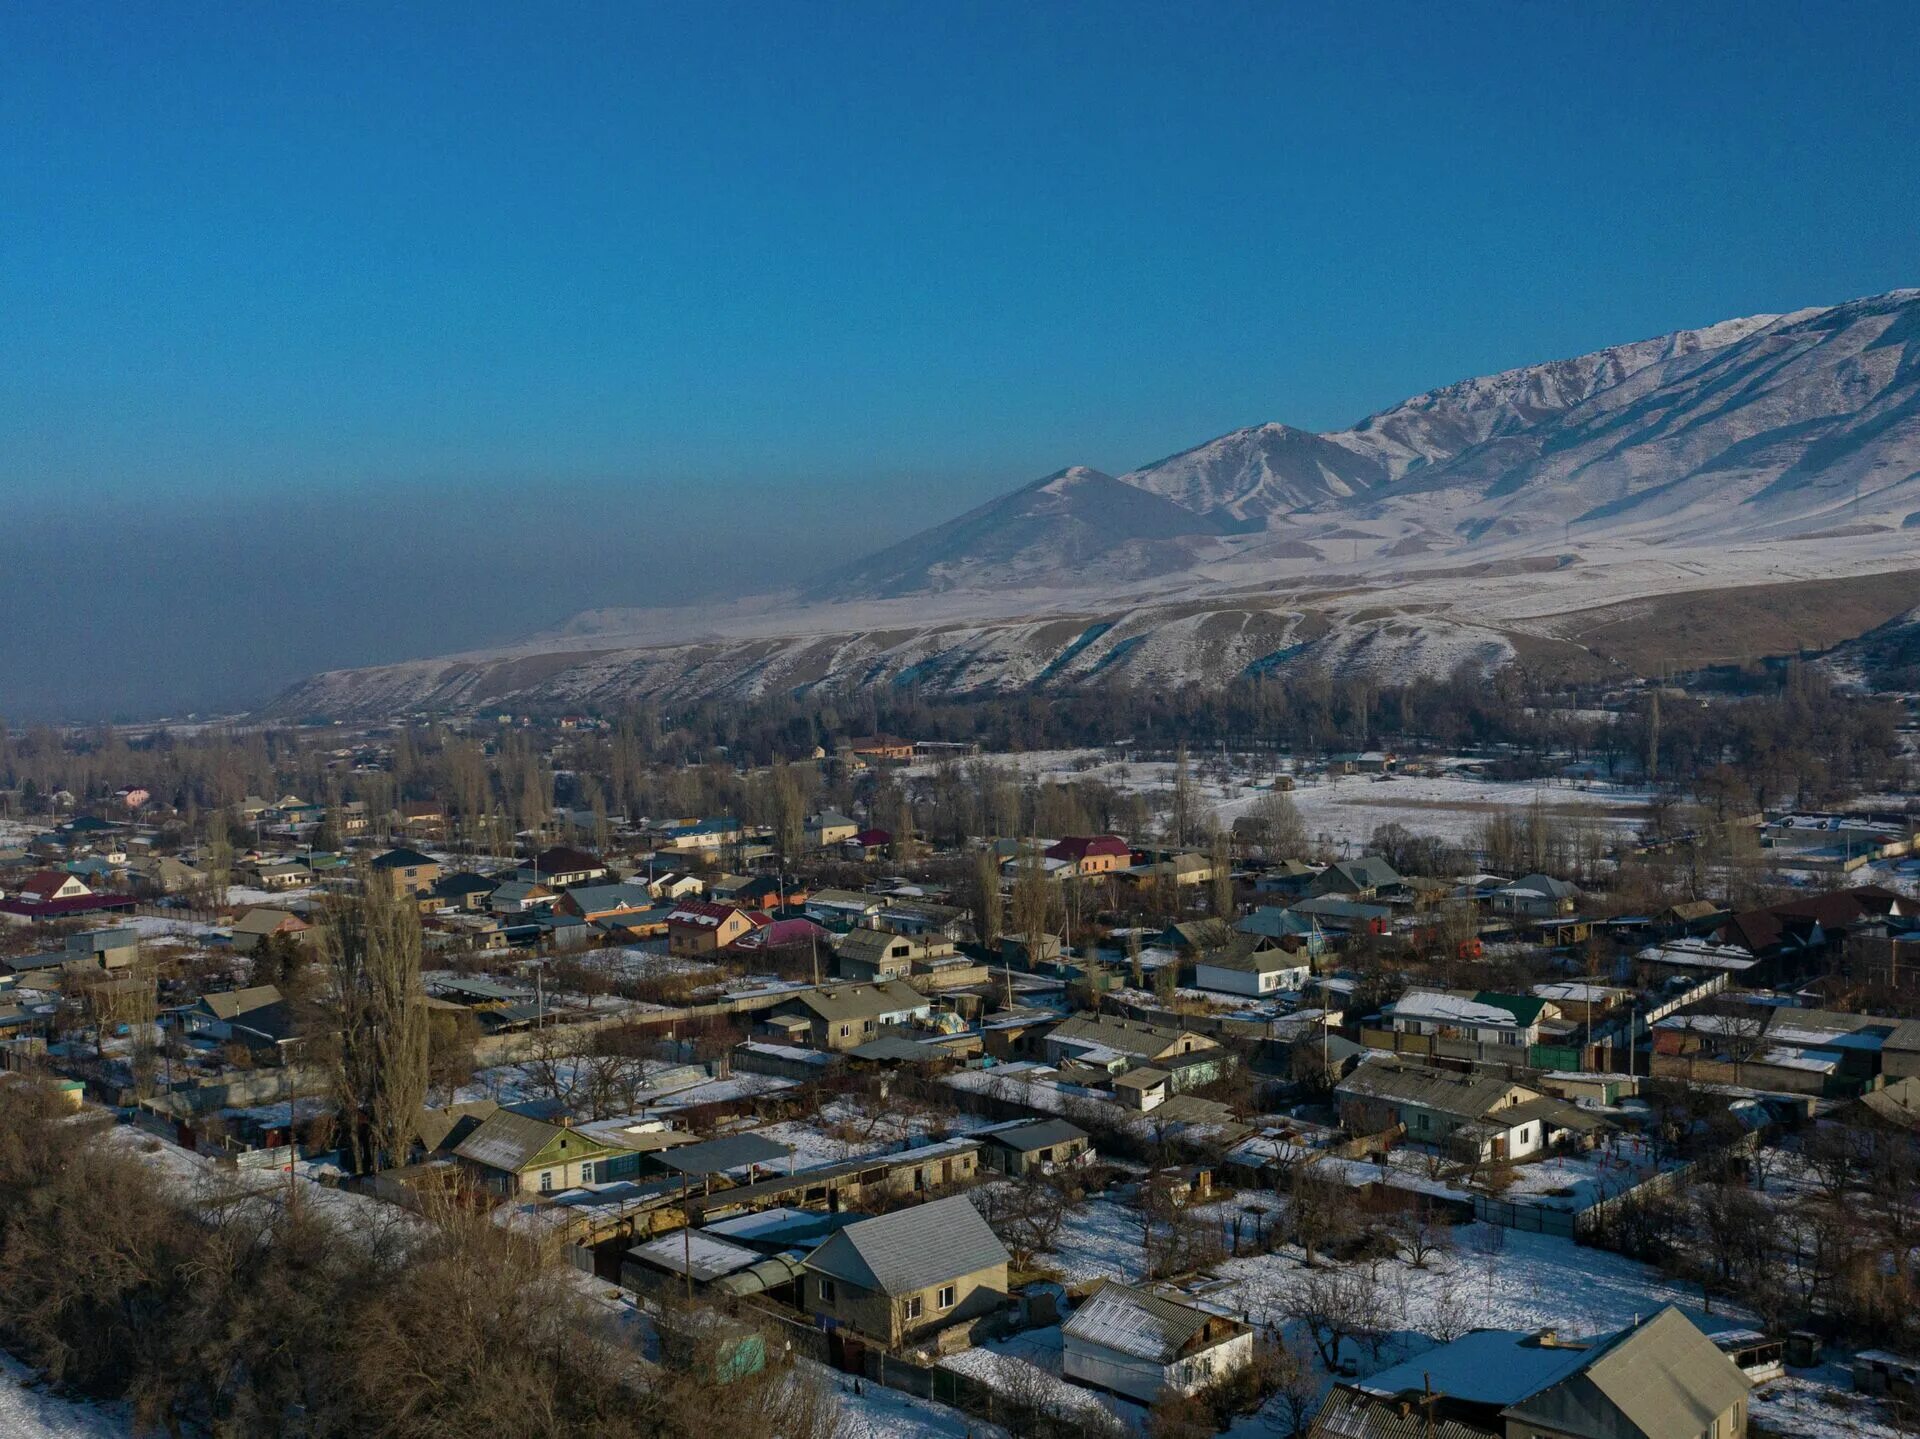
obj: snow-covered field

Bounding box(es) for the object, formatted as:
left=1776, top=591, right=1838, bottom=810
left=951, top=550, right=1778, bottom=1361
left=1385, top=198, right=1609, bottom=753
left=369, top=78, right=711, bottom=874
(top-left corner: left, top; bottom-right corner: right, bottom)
left=909, top=747, right=1652, bottom=850
left=0, top=1353, right=131, bottom=1439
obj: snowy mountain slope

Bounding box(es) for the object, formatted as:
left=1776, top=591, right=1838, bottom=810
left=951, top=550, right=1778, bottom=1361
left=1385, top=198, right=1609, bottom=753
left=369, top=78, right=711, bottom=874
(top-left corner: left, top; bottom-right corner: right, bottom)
left=805, top=466, right=1240, bottom=599
left=819, top=289, right=1920, bottom=595
left=268, top=290, right=1920, bottom=718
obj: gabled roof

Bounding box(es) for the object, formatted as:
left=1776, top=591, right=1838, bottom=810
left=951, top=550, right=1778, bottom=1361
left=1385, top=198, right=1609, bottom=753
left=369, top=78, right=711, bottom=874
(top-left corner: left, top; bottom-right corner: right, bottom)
left=531, top=845, right=601, bottom=872
left=1502, top=1308, right=1750, bottom=1438
left=983, top=1118, right=1087, bottom=1153
left=1046, top=834, right=1131, bottom=862
left=667, top=900, right=748, bottom=927
left=1321, top=856, right=1401, bottom=892
left=1063, top=1281, right=1231, bottom=1363
left=837, top=927, right=917, bottom=964
left=432, top=871, right=498, bottom=898
left=562, top=883, right=654, bottom=914
left=1198, top=933, right=1300, bottom=973
left=197, top=984, right=284, bottom=1021
left=452, top=1110, right=627, bottom=1175
left=802, top=1194, right=1007, bottom=1295
left=371, top=847, right=437, bottom=870
left=787, top=980, right=927, bottom=1022
left=231, top=908, right=310, bottom=937
left=1337, top=1059, right=1530, bottom=1121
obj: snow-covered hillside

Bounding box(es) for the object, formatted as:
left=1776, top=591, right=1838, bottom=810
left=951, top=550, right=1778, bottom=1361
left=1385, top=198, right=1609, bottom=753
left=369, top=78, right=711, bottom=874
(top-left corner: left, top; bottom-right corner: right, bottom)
left=267, top=290, right=1920, bottom=719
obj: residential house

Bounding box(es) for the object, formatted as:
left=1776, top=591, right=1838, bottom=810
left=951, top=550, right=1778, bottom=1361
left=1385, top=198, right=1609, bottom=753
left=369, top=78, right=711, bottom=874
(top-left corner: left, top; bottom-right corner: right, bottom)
left=520, top=845, right=609, bottom=889
left=1494, top=872, right=1580, bottom=918
left=397, top=800, right=446, bottom=837
left=805, top=888, right=886, bottom=926
left=641, top=870, right=705, bottom=901
left=1234, top=905, right=1325, bottom=952
left=979, top=1118, right=1091, bottom=1177
left=654, top=817, right=743, bottom=854
left=1043, top=1014, right=1228, bottom=1090
left=1163, top=918, right=1235, bottom=956
left=804, top=811, right=859, bottom=850
left=1317, top=1307, right=1749, bottom=1439
left=1120, top=853, right=1216, bottom=888
left=1336, top=1059, right=1559, bottom=1161
left=847, top=735, right=915, bottom=764
left=1192, top=933, right=1311, bottom=997
left=1045, top=835, right=1133, bottom=877
left=769, top=980, right=932, bottom=1052
left=1384, top=991, right=1552, bottom=1049
left=230, top=908, right=314, bottom=954
left=370, top=847, right=441, bottom=898
left=846, top=829, right=893, bottom=860
left=429, top=871, right=498, bottom=911
left=245, top=859, right=311, bottom=892
left=452, top=1110, right=640, bottom=1195
left=1063, top=1281, right=1254, bottom=1404
left=488, top=879, right=555, bottom=915
left=181, top=984, right=298, bottom=1058
left=800, top=1194, right=1009, bottom=1348
left=1307, top=856, right=1401, bottom=899
left=131, top=855, right=205, bottom=896
left=836, top=927, right=928, bottom=983
left=557, top=883, right=658, bottom=924
left=10, top=870, right=91, bottom=905
left=668, top=900, right=766, bottom=957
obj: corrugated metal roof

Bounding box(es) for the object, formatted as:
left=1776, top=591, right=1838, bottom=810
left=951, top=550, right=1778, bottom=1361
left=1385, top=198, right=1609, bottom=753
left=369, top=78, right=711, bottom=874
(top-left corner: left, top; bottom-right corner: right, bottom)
left=1062, top=1281, right=1215, bottom=1362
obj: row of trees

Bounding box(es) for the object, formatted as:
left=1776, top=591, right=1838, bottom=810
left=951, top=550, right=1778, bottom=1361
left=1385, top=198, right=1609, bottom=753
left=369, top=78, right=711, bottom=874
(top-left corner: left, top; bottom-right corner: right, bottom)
left=0, top=1081, right=836, bottom=1438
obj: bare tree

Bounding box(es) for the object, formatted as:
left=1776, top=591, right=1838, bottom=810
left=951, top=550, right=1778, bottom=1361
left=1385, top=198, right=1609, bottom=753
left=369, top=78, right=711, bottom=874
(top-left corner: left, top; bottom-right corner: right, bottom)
left=322, top=872, right=429, bottom=1173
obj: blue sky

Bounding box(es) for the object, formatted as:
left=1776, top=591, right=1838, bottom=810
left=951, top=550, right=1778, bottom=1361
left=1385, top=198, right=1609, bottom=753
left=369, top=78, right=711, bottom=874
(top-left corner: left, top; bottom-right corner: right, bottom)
left=3, top=2, right=1917, bottom=717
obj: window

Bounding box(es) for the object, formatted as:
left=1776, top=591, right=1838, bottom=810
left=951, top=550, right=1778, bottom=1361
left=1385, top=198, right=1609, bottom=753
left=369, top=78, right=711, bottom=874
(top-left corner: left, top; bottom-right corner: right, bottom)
left=904, top=1296, right=923, bottom=1321
left=937, top=1284, right=955, bottom=1309
left=579, top=1161, right=595, bottom=1183
left=538, top=1170, right=554, bottom=1193
left=839, top=1024, right=850, bottom=1037
left=818, top=1278, right=836, bottom=1303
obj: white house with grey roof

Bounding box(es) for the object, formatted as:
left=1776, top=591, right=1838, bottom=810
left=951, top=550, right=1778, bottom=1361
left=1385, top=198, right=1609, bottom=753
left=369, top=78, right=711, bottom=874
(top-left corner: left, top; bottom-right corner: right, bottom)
left=799, top=1194, right=1009, bottom=1348
left=1062, top=1280, right=1254, bottom=1403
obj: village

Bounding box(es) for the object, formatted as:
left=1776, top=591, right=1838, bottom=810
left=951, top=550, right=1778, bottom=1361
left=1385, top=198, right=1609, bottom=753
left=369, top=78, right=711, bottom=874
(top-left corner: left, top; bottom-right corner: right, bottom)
left=0, top=705, right=1916, bottom=1439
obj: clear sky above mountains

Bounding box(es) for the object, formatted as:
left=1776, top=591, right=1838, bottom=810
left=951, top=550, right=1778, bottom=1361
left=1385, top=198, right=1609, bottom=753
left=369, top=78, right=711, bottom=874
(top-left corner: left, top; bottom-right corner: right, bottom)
left=4, top=1, right=1918, bottom=718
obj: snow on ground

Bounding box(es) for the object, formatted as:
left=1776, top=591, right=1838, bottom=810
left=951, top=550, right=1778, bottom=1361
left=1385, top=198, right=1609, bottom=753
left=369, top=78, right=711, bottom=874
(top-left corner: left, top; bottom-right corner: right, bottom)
left=1751, top=1370, right=1909, bottom=1439
left=120, top=914, right=221, bottom=943
left=904, top=747, right=1651, bottom=850
left=0, top=1352, right=134, bottom=1439
left=1038, top=1196, right=1151, bottom=1286
left=939, top=1326, right=1136, bottom=1426
left=1235, top=771, right=1653, bottom=850
left=814, top=1361, right=1005, bottom=1439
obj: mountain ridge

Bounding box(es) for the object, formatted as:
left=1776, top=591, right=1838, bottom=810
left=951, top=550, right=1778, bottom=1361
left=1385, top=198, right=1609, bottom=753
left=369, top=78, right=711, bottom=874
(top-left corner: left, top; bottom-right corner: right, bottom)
left=268, top=288, right=1920, bottom=719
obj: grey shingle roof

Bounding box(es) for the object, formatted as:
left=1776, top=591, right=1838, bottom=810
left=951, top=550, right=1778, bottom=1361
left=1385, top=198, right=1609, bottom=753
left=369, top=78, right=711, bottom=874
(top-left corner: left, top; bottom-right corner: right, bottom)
left=802, top=1194, right=1007, bottom=1296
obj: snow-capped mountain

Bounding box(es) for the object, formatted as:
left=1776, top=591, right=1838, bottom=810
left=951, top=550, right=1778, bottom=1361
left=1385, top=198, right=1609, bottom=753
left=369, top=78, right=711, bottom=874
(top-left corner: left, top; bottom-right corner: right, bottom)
left=820, top=289, right=1920, bottom=595
left=270, top=290, right=1920, bottom=719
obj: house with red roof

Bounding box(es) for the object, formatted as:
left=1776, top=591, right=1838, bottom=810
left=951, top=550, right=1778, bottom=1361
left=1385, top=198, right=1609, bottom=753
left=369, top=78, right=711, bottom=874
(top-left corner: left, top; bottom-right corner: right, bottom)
left=667, top=900, right=767, bottom=958
left=1044, top=835, right=1134, bottom=877
left=13, top=871, right=91, bottom=905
